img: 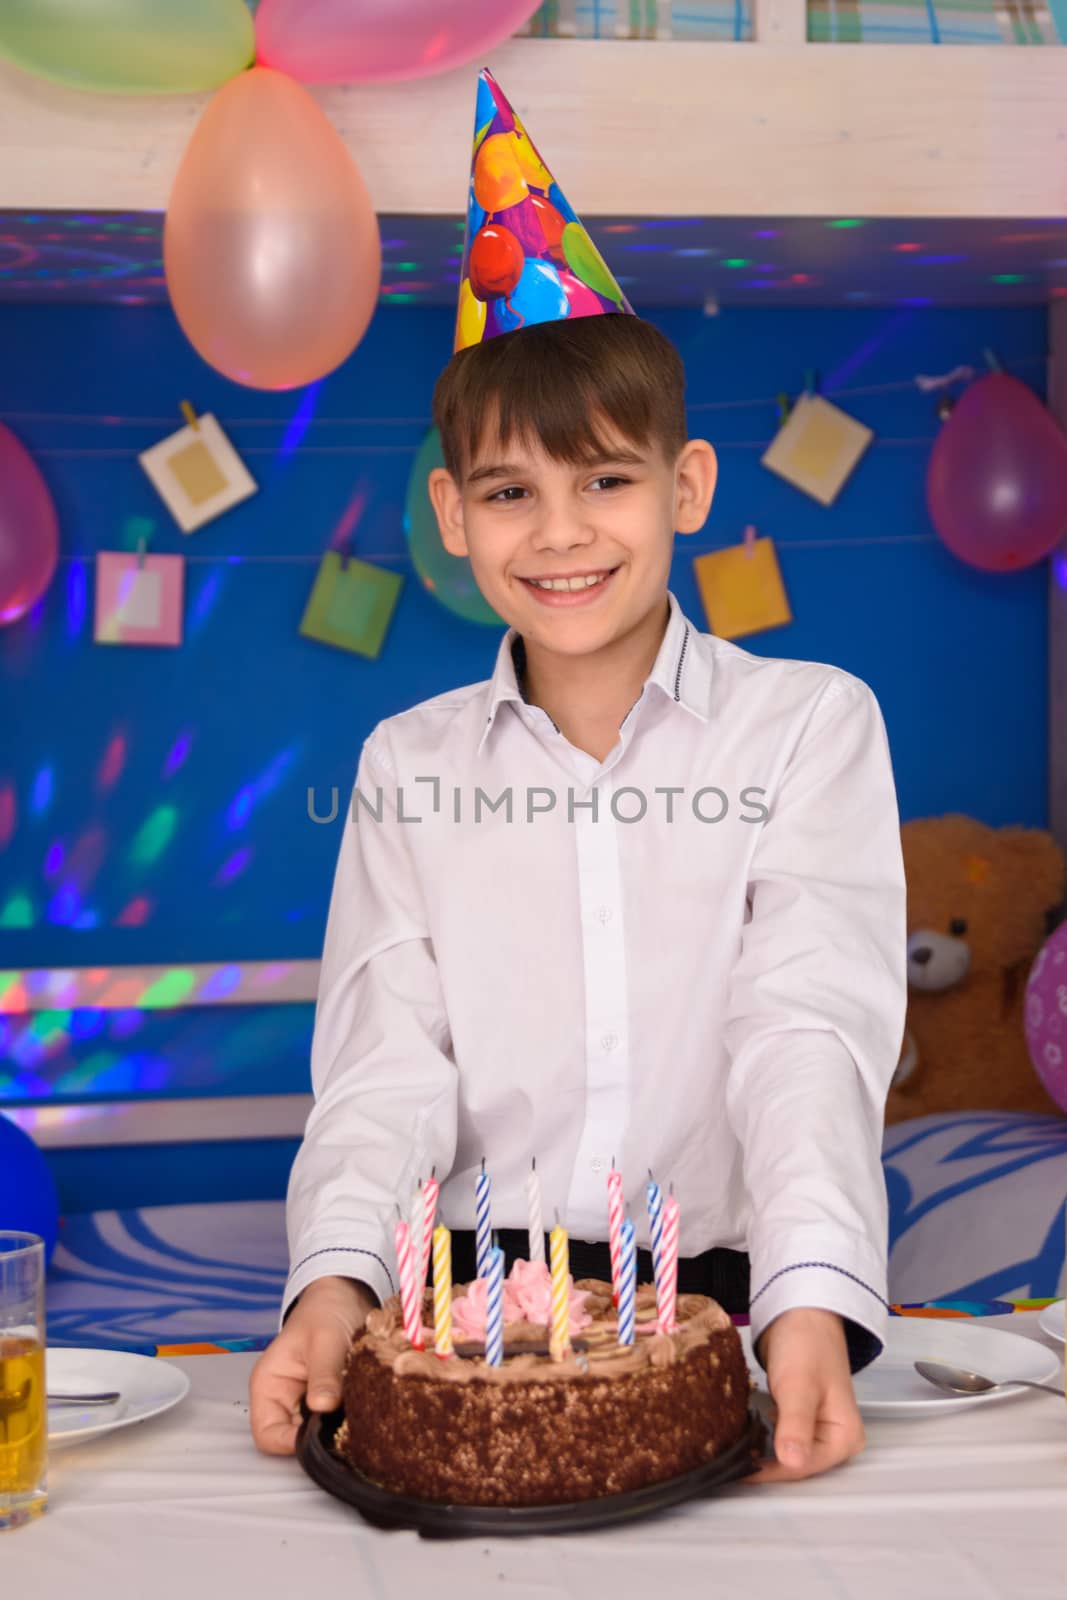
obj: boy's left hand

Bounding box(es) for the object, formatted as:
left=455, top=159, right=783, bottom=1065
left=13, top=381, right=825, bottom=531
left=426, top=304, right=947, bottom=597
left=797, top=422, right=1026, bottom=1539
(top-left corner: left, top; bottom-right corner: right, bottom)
left=742, top=1307, right=866, bottom=1484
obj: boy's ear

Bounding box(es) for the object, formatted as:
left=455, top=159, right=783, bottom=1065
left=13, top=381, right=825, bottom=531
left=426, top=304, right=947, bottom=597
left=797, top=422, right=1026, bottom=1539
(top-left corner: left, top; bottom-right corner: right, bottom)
left=427, top=467, right=469, bottom=558
left=673, top=438, right=718, bottom=536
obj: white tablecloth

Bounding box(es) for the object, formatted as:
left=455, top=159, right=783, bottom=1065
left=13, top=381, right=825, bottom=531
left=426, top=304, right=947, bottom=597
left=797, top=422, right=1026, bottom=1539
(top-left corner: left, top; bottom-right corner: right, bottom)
left=6, top=1311, right=1066, bottom=1600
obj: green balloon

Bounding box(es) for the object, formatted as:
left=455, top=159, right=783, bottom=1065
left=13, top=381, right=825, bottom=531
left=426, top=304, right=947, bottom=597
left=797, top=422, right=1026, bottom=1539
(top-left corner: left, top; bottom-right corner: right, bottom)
left=561, top=221, right=623, bottom=307
left=403, top=428, right=504, bottom=628
left=0, top=0, right=254, bottom=93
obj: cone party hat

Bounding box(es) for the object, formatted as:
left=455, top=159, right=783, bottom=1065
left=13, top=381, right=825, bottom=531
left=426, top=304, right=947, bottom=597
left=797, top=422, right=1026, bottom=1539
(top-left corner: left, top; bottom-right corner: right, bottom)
left=454, top=67, right=637, bottom=353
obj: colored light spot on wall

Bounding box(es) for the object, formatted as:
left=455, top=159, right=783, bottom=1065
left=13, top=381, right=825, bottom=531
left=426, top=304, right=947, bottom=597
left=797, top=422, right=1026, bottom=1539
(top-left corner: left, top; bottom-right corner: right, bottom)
left=216, top=847, right=253, bottom=886
left=140, top=969, right=198, bottom=1008
left=115, top=896, right=152, bottom=927
left=70, top=1008, right=106, bottom=1041
left=723, top=259, right=749, bottom=269
left=893, top=243, right=922, bottom=253
left=42, top=841, right=64, bottom=880
left=0, top=974, right=28, bottom=1011
left=0, top=783, right=15, bottom=847
left=66, top=558, right=88, bottom=637
left=200, top=964, right=243, bottom=1000
left=163, top=731, right=193, bottom=778
left=97, top=732, right=127, bottom=792
left=1, top=895, right=35, bottom=929
left=991, top=274, right=1024, bottom=284
left=48, top=884, right=82, bottom=925
left=827, top=219, right=865, bottom=229
left=129, top=805, right=178, bottom=866
left=29, top=766, right=53, bottom=815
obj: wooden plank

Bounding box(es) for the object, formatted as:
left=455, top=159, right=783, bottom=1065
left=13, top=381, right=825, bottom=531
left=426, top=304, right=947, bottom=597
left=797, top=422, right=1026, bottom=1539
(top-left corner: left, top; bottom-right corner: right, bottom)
left=752, top=0, right=807, bottom=45
left=1048, top=301, right=1067, bottom=861
left=4, top=38, right=1067, bottom=218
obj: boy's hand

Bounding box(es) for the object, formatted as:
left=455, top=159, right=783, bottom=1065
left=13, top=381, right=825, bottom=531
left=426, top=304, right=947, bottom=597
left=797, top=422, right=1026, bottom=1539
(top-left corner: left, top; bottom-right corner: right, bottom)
left=249, top=1276, right=378, bottom=1456
left=742, top=1307, right=866, bottom=1484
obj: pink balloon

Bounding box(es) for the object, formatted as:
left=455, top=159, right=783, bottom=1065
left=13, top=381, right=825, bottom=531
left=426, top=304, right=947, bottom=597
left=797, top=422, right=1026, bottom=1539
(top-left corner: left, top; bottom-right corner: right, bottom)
left=559, top=267, right=606, bottom=319
left=255, top=0, right=544, bottom=85
left=1024, top=921, right=1067, bottom=1114
left=926, top=373, right=1067, bottom=572
left=0, top=424, right=59, bottom=627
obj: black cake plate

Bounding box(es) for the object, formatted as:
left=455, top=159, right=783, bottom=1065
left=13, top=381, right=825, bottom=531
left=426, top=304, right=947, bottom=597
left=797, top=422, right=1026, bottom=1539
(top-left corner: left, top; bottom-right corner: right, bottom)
left=295, top=1399, right=770, bottom=1538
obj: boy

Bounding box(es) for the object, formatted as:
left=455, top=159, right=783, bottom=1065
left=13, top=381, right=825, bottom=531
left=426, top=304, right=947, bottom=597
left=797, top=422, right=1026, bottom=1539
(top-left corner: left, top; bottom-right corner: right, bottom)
left=250, top=71, right=907, bottom=1486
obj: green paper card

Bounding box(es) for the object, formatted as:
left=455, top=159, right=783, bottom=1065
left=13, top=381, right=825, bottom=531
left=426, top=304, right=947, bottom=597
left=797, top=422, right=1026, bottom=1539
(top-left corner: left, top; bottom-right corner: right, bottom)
left=299, top=551, right=402, bottom=659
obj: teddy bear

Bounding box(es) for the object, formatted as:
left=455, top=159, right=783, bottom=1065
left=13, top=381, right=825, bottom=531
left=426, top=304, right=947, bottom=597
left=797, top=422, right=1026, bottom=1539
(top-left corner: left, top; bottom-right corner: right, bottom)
left=884, top=813, right=1066, bottom=1124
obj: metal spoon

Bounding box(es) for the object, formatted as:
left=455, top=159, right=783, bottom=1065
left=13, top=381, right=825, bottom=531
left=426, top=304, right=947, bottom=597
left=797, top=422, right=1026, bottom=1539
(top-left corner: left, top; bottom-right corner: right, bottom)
left=914, top=1360, right=1062, bottom=1397
left=47, top=1391, right=121, bottom=1406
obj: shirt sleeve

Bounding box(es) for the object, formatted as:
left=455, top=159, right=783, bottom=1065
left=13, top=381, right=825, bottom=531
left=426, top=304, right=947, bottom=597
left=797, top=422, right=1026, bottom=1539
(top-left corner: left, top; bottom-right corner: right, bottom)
left=280, top=730, right=458, bottom=1330
left=723, top=675, right=907, bottom=1377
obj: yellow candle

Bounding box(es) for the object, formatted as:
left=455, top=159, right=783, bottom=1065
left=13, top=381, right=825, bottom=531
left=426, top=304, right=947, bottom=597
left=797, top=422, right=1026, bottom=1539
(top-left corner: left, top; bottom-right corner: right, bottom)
left=433, top=1223, right=454, bottom=1358
left=549, top=1222, right=570, bottom=1362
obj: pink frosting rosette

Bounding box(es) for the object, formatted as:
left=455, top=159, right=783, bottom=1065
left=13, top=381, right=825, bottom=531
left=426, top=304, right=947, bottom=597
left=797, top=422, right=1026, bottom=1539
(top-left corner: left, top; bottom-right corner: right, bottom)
left=450, top=1258, right=593, bottom=1341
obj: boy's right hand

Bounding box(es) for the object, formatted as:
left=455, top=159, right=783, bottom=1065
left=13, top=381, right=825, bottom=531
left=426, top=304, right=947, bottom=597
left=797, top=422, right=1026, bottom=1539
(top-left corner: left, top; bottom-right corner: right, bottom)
left=249, top=1275, right=379, bottom=1456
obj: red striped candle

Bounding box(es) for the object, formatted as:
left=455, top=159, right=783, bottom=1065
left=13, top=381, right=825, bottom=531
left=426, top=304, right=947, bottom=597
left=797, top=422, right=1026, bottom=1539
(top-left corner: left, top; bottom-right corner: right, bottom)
left=394, top=1217, right=425, bottom=1349
left=656, top=1195, right=680, bottom=1335
left=606, top=1167, right=624, bottom=1308
left=419, top=1176, right=439, bottom=1291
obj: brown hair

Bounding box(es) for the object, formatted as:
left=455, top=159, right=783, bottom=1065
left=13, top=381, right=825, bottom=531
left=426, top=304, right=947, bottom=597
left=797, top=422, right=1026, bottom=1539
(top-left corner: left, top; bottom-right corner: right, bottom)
left=431, top=313, right=688, bottom=484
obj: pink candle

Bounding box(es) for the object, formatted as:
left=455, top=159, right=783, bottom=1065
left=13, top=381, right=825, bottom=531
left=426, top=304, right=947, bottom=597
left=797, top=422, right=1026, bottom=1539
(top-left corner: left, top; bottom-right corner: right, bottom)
left=394, top=1217, right=425, bottom=1349
left=419, top=1176, right=439, bottom=1292
left=606, top=1167, right=624, bottom=1308
left=656, top=1195, right=680, bottom=1335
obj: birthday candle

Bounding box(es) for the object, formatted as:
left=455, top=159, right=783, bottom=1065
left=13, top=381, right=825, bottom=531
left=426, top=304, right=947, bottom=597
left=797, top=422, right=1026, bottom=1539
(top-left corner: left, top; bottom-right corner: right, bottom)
left=484, top=1245, right=504, bottom=1367
left=432, top=1222, right=454, bottom=1358
left=617, top=1218, right=636, bottom=1346
left=420, top=1175, right=439, bottom=1292
left=606, top=1166, right=624, bottom=1307
left=656, top=1195, right=680, bottom=1335
left=475, top=1160, right=492, bottom=1279
left=409, top=1181, right=424, bottom=1289
left=647, top=1173, right=664, bottom=1297
left=549, top=1220, right=570, bottom=1362
left=526, top=1158, right=545, bottom=1264
left=394, top=1217, right=424, bottom=1349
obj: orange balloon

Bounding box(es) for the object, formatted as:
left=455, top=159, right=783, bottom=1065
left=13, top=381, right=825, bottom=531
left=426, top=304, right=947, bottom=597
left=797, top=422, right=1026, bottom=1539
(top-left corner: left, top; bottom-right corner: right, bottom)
left=473, top=132, right=527, bottom=214
left=164, top=65, right=381, bottom=390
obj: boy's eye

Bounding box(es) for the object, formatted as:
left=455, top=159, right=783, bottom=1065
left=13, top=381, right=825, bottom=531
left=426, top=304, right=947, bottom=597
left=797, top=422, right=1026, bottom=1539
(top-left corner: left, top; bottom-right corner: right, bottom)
left=487, top=476, right=629, bottom=504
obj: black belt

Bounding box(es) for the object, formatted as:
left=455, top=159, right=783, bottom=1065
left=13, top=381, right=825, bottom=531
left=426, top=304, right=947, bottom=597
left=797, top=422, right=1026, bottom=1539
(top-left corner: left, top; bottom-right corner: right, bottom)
left=450, top=1228, right=750, bottom=1316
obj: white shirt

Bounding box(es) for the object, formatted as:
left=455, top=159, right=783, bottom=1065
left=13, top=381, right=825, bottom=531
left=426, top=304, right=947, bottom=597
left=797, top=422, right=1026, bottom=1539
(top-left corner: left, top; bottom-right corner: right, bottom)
left=282, top=589, right=907, bottom=1373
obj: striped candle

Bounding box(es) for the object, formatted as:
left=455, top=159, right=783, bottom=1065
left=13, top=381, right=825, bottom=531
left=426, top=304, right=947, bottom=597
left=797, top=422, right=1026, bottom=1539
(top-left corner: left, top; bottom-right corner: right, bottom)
left=475, top=1162, right=492, bottom=1279
left=484, top=1245, right=504, bottom=1367
left=617, top=1218, right=636, bottom=1345
left=606, top=1167, right=624, bottom=1307
left=549, top=1221, right=570, bottom=1362
left=409, top=1181, right=424, bottom=1290
left=420, top=1176, right=439, bottom=1292
left=656, top=1195, right=680, bottom=1335
left=394, top=1217, right=424, bottom=1349
left=432, top=1222, right=454, bottom=1358
left=526, top=1159, right=545, bottom=1264
left=646, top=1174, right=664, bottom=1297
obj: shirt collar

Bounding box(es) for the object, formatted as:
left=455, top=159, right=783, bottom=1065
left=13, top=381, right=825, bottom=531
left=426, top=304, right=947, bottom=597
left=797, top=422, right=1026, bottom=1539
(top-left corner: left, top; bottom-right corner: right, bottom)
left=477, top=589, right=711, bottom=755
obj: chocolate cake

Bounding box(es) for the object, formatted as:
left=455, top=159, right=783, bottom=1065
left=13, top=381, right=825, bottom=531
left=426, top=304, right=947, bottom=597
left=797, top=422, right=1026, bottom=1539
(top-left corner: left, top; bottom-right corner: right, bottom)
left=336, top=1271, right=755, bottom=1507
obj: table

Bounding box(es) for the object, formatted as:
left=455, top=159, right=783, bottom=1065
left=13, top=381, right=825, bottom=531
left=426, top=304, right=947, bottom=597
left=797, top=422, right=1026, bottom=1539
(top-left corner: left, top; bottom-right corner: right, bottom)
left=6, top=1311, right=1065, bottom=1600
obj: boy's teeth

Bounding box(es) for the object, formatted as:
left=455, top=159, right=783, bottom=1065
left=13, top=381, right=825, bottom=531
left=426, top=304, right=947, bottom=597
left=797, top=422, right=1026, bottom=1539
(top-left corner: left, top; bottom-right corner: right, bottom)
left=529, top=571, right=611, bottom=592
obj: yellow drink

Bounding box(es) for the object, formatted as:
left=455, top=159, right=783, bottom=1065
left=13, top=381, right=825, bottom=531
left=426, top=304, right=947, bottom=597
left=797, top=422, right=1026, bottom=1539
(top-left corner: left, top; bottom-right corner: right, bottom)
left=0, top=1337, right=46, bottom=1499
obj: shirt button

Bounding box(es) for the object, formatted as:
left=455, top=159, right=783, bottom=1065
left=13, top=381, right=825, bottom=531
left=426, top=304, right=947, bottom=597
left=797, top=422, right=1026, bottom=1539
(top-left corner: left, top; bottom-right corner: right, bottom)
left=601, top=1032, right=617, bottom=1052
left=595, top=906, right=612, bottom=924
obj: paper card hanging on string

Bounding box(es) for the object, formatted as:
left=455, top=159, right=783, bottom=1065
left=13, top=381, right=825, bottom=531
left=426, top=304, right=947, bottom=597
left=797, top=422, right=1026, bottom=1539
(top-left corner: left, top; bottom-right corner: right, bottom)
left=94, top=549, right=184, bottom=646
left=139, top=407, right=256, bottom=533
left=299, top=550, right=403, bottom=660
left=761, top=393, right=873, bottom=506
left=693, top=526, right=792, bottom=640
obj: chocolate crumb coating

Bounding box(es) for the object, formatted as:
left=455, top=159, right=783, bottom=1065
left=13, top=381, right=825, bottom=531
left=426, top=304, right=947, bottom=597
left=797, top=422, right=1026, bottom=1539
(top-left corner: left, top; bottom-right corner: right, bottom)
left=339, top=1276, right=754, bottom=1506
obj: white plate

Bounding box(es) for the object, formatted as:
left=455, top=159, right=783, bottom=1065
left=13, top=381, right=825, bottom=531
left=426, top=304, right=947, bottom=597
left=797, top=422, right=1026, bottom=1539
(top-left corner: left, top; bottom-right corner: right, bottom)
left=46, top=1348, right=190, bottom=1447
left=739, top=1317, right=1062, bottom=1417
left=1038, top=1300, right=1066, bottom=1346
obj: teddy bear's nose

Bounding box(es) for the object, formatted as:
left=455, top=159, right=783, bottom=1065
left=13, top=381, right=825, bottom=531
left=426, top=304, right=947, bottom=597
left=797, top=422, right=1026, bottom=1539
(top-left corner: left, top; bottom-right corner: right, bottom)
left=911, top=947, right=932, bottom=965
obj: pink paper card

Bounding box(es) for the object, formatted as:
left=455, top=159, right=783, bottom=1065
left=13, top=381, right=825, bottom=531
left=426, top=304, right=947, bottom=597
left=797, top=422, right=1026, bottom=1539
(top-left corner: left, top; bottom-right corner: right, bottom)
left=95, top=551, right=184, bottom=647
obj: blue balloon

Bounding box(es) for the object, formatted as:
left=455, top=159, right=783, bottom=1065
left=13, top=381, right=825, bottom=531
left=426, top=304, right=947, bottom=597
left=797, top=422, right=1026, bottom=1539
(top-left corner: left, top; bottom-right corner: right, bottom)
left=508, top=258, right=568, bottom=328
left=548, top=182, right=578, bottom=225
left=0, top=1116, right=59, bottom=1265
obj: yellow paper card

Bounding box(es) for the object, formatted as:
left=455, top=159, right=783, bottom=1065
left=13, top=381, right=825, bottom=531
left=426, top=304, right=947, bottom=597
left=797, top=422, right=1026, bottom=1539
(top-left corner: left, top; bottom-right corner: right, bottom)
left=761, top=393, right=873, bottom=506
left=693, top=537, right=792, bottom=640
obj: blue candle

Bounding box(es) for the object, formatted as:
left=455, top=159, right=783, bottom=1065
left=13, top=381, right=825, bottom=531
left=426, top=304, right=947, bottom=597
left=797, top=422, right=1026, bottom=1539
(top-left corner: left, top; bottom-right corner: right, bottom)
left=617, top=1219, right=636, bottom=1345
left=475, top=1160, right=492, bottom=1279
left=484, top=1245, right=504, bottom=1367
left=646, top=1173, right=663, bottom=1297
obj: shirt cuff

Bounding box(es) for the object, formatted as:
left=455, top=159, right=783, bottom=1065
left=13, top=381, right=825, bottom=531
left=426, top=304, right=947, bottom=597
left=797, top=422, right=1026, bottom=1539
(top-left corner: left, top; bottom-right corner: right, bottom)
left=280, top=1241, right=396, bottom=1333
left=747, top=1230, right=888, bottom=1378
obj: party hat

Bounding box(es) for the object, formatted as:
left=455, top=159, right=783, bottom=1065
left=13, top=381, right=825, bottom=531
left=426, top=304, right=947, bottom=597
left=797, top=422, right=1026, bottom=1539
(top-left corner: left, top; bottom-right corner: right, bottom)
left=454, top=66, right=636, bottom=353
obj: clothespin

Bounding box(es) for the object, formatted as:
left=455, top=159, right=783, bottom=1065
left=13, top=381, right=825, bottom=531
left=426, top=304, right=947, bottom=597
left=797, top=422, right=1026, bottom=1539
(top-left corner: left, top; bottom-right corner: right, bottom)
left=775, top=392, right=792, bottom=427
left=179, top=400, right=200, bottom=432
left=136, top=537, right=147, bottom=570
left=743, top=523, right=757, bottom=560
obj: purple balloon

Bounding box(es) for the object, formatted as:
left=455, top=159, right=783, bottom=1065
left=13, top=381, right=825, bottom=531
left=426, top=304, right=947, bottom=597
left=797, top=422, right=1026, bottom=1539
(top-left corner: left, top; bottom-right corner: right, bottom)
left=1024, top=920, right=1067, bottom=1114
left=0, top=424, right=59, bottom=626
left=926, top=374, right=1067, bottom=572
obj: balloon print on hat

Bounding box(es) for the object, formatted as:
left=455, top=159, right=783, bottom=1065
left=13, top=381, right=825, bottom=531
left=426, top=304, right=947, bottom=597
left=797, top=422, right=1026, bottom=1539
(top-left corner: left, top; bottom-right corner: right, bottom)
left=926, top=371, right=1067, bottom=572
left=164, top=66, right=381, bottom=390
left=0, top=424, right=59, bottom=627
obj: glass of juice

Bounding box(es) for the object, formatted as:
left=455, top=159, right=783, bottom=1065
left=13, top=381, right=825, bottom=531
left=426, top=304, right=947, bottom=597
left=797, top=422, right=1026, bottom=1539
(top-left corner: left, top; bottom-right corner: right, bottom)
left=0, top=1233, right=47, bottom=1530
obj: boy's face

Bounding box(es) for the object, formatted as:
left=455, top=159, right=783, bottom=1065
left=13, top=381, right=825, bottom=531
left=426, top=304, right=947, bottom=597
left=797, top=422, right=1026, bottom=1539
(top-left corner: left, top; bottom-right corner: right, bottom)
left=427, top=411, right=717, bottom=658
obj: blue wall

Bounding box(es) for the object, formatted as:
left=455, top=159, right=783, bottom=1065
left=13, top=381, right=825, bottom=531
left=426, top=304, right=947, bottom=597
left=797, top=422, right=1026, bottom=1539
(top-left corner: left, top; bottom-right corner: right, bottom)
left=0, top=299, right=1050, bottom=1207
